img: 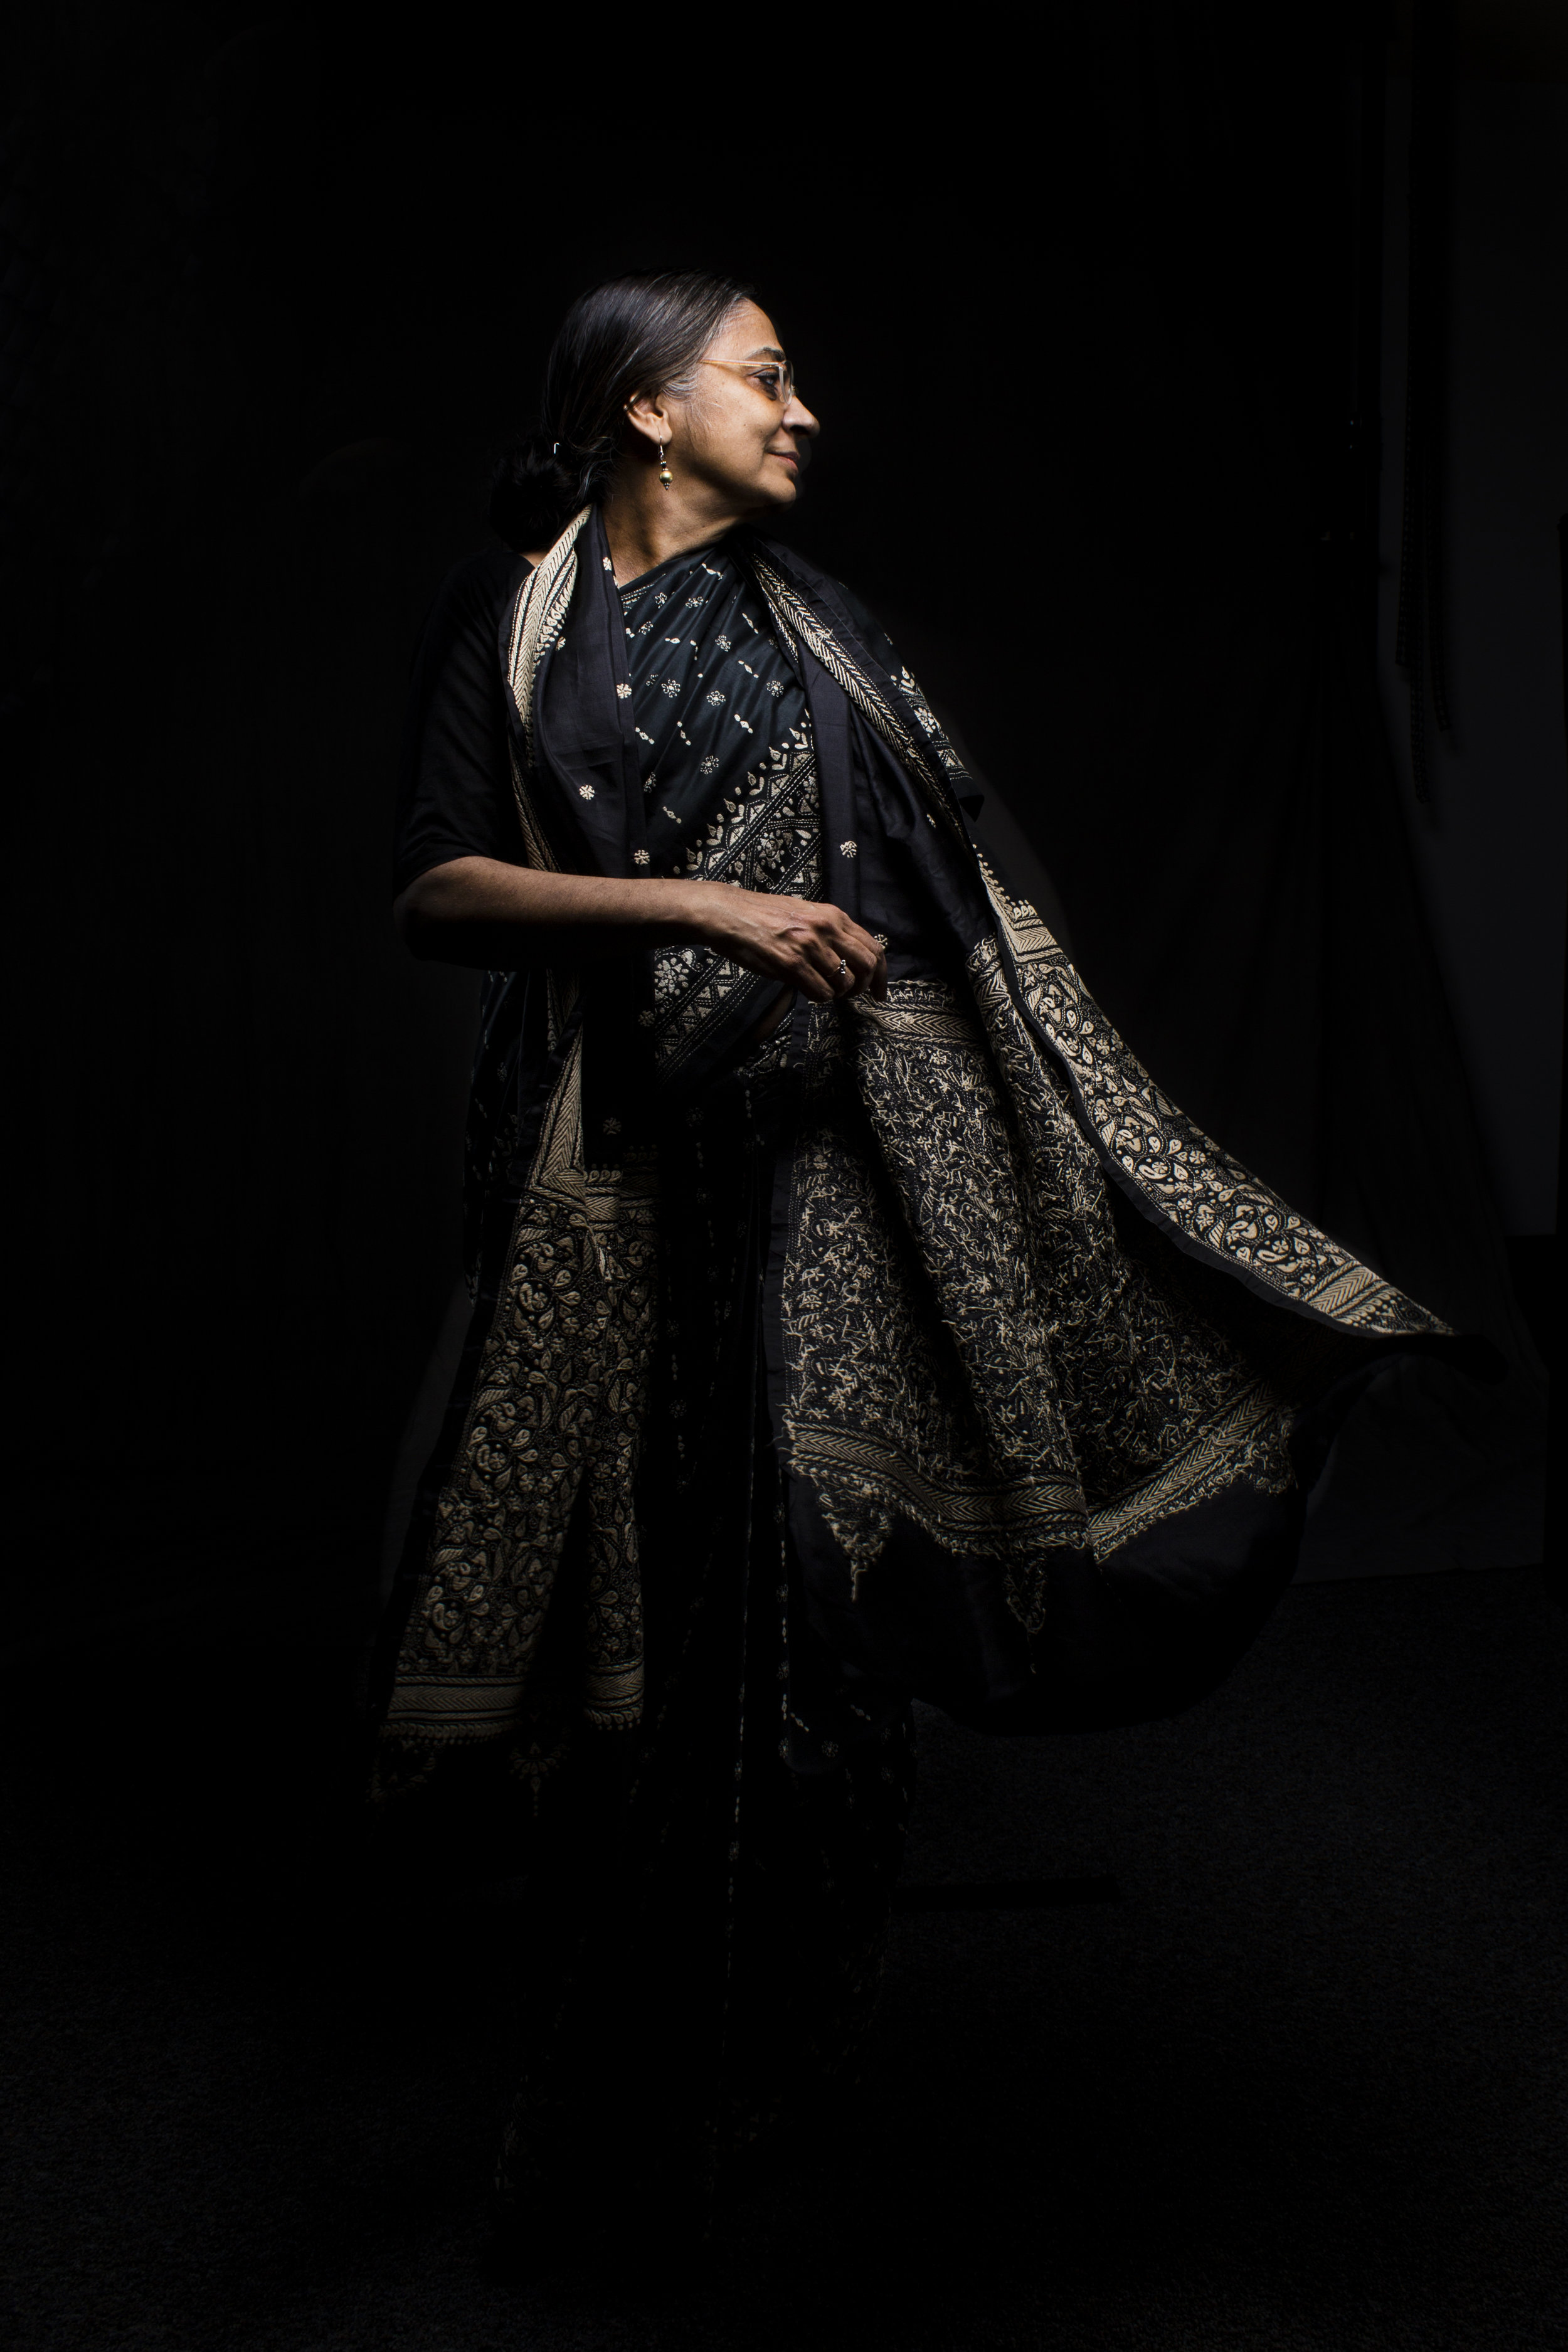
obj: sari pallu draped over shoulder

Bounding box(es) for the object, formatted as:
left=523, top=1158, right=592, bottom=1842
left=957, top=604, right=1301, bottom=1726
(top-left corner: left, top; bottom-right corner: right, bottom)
left=377, top=506, right=1475, bottom=1772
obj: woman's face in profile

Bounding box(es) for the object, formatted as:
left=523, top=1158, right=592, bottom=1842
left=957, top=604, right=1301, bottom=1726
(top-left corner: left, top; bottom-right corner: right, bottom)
left=665, top=298, right=820, bottom=514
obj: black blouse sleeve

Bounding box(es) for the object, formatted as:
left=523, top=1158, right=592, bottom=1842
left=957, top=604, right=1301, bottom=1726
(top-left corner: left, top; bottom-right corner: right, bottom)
left=392, top=545, right=532, bottom=897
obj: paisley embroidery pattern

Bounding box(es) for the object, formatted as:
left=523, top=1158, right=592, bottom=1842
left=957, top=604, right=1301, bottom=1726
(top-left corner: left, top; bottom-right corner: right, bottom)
left=780, top=985, right=1305, bottom=1629
left=973, top=879, right=1445, bottom=1335
left=384, top=1036, right=659, bottom=1749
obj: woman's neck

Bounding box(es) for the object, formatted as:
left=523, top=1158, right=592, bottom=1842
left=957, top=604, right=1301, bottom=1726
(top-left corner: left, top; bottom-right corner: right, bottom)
left=598, top=477, right=750, bottom=587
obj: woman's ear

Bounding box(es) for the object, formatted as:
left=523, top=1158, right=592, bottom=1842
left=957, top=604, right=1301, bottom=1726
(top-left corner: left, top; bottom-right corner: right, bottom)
left=624, top=389, right=671, bottom=452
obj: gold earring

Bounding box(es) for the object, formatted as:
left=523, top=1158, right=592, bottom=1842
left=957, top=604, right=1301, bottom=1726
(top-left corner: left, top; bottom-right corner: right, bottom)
left=657, top=439, right=673, bottom=489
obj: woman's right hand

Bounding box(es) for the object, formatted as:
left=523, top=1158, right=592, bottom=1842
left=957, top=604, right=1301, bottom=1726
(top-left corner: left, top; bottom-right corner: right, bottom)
left=683, top=881, right=887, bottom=1004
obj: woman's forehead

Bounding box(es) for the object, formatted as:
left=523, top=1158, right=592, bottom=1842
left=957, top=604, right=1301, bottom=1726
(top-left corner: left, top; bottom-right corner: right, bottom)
left=706, top=300, right=784, bottom=362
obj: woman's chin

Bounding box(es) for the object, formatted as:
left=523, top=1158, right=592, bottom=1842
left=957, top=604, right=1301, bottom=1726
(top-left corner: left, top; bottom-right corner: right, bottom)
left=724, top=469, right=800, bottom=519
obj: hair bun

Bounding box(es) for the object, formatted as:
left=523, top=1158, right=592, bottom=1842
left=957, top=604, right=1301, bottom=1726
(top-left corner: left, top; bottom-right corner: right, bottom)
left=488, top=430, right=584, bottom=552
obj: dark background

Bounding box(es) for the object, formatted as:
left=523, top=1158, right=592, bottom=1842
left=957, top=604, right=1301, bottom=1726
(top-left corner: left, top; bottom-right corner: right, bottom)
left=3, top=6, right=1565, bottom=2348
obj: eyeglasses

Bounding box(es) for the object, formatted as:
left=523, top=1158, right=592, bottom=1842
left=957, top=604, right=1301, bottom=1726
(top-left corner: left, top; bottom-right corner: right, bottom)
left=699, top=357, right=797, bottom=406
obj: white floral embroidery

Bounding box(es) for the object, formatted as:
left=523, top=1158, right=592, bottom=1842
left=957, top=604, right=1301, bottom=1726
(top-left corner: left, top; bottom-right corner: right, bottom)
left=653, top=943, right=701, bottom=1005
left=706, top=691, right=726, bottom=707
left=765, top=679, right=785, bottom=697
left=615, top=684, right=631, bottom=699
left=580, top=785, right=596, bottom=800
left=662, top=681, right=681, bottom=698
left=839, top=838, right=858, bottom=857
left=633, top=849, right=650, bottom=866
left=601, top=1116, right=621, bottom=1134
left=602, top=556, right=613, bottom=570
left=716, top=633, right=732, bottom=650
left=699, top=756, right=720, bottom=774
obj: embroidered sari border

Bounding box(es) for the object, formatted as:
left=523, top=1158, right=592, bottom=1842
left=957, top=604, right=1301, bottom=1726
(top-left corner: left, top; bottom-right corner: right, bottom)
left=785, top=1421, right=1087, bottom=1549
left=1086, top=1376, right=1293, bottom=1557
left=385, top=1676, right=529, bottom=1735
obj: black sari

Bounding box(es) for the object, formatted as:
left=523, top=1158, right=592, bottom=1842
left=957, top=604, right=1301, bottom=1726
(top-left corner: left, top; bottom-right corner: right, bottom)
left=376, top=507, right=1470, bottom=2230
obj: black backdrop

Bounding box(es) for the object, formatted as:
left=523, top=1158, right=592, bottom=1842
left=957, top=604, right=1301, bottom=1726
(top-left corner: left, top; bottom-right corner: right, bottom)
left=2, top=8, right=1532, bottom=1666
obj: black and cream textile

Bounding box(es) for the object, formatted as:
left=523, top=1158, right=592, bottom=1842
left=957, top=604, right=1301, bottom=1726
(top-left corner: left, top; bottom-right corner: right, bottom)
left=617, top=543, right=824, bottom=1093
left=378, top=503, right=1468, bottom=1781
left=617, top=541, right=807, bottom=868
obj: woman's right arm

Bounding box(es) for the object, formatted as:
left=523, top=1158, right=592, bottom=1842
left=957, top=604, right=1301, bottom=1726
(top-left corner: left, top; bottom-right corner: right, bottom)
left=395, top=856, right=887, bottom=1004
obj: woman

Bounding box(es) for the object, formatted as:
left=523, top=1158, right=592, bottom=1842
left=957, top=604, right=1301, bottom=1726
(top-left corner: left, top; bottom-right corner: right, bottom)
left=377, top=270, right=1459, bottom=2242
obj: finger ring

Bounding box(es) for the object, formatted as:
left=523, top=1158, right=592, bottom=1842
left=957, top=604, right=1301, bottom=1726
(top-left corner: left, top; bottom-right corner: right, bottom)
left=837, top=957, right=848, bottom=978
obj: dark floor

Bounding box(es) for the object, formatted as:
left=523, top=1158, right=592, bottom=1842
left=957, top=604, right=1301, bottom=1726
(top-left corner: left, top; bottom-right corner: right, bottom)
left=3, top=1567, right=1564, bottom=2352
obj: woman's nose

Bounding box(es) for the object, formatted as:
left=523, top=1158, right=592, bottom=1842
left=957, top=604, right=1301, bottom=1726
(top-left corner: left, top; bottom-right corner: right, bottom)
left=785, top=396, right=820, bottom=437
